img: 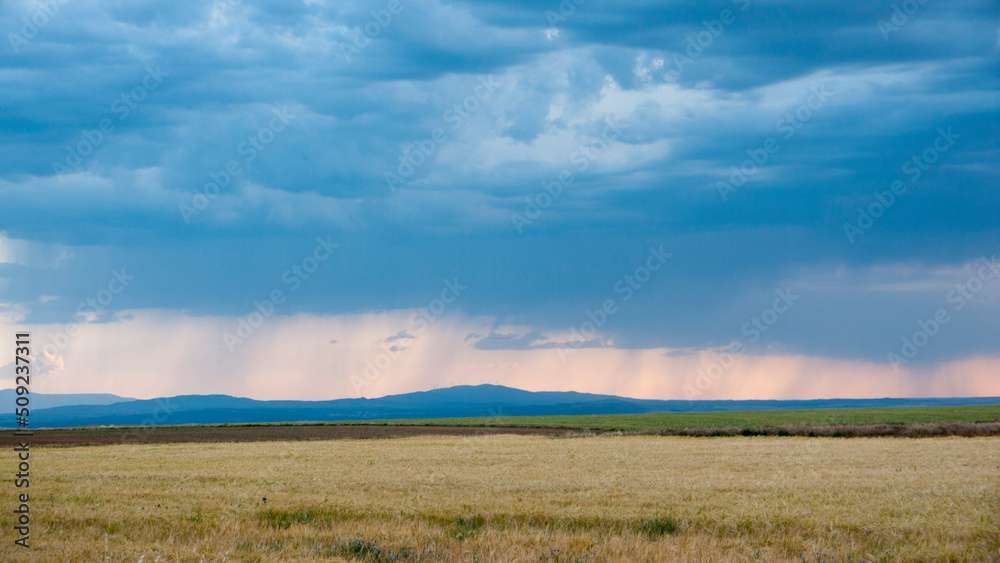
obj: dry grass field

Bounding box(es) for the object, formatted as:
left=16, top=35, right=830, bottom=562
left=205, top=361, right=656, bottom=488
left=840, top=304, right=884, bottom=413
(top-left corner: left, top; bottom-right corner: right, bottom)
left=4, top=435, right=998, bottom=562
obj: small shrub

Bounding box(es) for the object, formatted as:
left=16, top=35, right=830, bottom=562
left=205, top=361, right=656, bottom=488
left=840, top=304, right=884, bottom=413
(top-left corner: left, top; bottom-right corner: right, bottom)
left=346, top=539, right=380, bottom=557
left=546, top=548, right=599, bottom=562
left=321, top=538, right=430, bottom=562
left=259, top=507, right=339, bottom=529
left=452, top=514, right=486, bottom=539
left=636, top=515, right=677, bottom=539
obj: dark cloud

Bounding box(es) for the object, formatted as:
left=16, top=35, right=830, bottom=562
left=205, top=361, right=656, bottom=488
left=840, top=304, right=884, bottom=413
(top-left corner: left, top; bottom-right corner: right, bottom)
left=1, top=0, right=998, bottom=367
left=385, top=330, right=416, bottom=341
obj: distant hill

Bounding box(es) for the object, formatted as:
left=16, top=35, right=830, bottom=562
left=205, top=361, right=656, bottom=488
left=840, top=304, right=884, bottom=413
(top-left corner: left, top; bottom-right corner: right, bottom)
left=3, top=384, right=998, bottom=428
left=0, top=391, right=134, bottom=414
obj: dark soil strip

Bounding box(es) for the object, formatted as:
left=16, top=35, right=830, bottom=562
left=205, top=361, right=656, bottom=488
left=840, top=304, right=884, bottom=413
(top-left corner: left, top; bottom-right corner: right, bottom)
left=0, top=424, right=582, bottom=447
left=3, top=421, right=997, bottom=448
left=642, top=421, right=1000, bottom=438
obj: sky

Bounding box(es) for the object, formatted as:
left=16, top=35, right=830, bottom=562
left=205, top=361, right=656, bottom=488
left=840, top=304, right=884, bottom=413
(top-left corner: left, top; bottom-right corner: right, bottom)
left=1, top=0, right=998, bottom=401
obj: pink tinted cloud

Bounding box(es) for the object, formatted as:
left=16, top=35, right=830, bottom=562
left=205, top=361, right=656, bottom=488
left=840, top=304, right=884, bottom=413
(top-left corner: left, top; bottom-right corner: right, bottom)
left=4, top=310, right=998, bottom=401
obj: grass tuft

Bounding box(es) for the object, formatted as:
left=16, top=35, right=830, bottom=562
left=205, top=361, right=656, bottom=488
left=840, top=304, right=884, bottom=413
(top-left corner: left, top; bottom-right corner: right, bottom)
left=259, top=507, right=340, bottom=529
left=452, top=514, right=486, bottom=539
left=636, top=515, right=677, bottom=539
left=324, top=538, right=431, bottom=562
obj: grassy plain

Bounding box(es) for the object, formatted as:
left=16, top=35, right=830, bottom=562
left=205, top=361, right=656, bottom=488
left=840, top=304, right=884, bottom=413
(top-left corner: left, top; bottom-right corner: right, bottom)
left=3, top=434, right=998, bottom=562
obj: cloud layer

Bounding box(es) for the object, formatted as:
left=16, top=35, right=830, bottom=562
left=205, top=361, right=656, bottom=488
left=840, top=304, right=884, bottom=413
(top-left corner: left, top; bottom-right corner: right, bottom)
left=1, top=0, right=998, bottom=398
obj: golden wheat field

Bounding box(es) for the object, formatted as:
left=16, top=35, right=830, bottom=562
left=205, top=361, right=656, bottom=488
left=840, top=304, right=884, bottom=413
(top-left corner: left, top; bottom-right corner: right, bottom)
left=3, top=435, right=998, bottom=562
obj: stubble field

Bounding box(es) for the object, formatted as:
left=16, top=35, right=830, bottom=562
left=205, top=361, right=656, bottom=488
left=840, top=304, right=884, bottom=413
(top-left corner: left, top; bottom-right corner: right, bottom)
left=3, top=435, right=999, bottom=562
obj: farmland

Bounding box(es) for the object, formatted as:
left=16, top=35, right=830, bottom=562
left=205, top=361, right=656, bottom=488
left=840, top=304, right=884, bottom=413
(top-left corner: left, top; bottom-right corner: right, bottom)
left=330, top=403, right=1000, bottom=431
left=6, top=404, right=998, bottom=448
left=2, top=434, right=998, bottom=562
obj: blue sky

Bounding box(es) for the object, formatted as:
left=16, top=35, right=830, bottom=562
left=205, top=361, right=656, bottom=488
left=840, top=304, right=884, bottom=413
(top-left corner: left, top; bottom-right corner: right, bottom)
left=1, top=0, right=998, bottom=400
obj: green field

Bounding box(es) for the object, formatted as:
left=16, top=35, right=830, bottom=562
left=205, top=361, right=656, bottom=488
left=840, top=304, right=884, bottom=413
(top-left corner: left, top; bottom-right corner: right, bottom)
left=328, top=403, right=1000, bottom=432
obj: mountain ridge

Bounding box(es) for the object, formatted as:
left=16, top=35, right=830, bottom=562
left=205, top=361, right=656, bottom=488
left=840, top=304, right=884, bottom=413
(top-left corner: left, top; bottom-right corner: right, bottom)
left=0, top=390, right=135, bottom=414
left=4, top=384, right=998, bottom=428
